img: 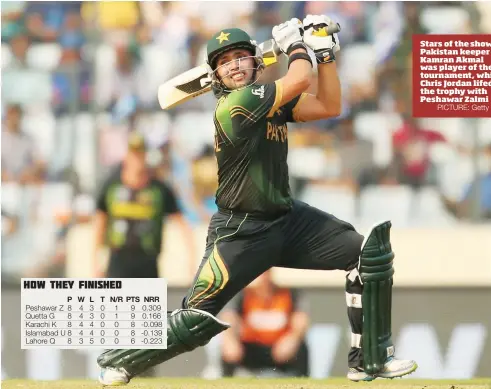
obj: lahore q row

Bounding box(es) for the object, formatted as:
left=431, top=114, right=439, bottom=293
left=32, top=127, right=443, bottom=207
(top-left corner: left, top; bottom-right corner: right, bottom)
left=23, top=280, right=123, bottom=289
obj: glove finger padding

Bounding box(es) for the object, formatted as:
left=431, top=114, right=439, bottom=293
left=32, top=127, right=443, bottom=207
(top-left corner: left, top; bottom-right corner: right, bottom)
left=272, top=18, right=305, bottom=55
left=303, top=14, right=333, bottom=30
left=302, top=14, right=340, bottom=64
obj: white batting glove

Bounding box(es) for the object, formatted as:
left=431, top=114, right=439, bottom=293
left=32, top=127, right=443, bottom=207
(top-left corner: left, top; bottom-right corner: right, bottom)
left=303, top=14, right=340, bottom=64
left=272, top=18, right=307, bottom=55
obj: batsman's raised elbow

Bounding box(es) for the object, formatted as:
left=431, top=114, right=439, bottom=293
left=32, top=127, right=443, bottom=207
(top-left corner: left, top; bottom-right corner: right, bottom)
left=295, top=76, right=312, bottom=94
left=322, top=99, right=341, bottom=118
left=327, top=105, right=341, bottom=118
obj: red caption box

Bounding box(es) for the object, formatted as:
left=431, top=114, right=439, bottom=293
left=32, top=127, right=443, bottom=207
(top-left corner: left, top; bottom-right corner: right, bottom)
left=412, top=34, right=491, bottom=118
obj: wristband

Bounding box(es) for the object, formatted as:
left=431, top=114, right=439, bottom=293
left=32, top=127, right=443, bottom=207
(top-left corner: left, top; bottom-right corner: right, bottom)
left=314, top=47, right=336, bottom=64
left=287, top=41, right=308, bottom=56
left=288, top=52, right=313, bottom=68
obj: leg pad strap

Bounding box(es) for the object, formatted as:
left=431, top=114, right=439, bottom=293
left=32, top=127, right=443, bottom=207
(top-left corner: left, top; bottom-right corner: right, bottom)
left=97, top=308, right=230, bottom=377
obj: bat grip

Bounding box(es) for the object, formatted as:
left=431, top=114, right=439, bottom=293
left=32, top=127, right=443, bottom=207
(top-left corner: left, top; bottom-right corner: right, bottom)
left=272, top=22, right=341, bottom=56
left=299, top=22, right=341, bottom=36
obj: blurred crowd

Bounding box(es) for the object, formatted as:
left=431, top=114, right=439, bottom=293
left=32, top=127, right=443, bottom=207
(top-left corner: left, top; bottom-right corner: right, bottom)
left=2, top=1, right=491, bottom=282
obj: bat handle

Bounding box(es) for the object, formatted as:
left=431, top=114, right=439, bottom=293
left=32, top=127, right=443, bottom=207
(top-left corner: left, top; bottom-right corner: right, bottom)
left=273, top=43, right=282, bottom=56
left=327, top=23, right=341, bottom=35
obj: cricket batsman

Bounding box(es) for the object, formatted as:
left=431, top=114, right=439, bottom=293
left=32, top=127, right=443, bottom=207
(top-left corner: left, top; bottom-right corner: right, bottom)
left=97, top=15, right=418, bottom=385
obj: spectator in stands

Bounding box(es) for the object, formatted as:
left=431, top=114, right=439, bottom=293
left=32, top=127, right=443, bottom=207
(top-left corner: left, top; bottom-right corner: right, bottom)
left=93, top=132, right=196, bottom=279
left=52, top=53, right=91, bottom=115
left=8, top=30, right=30, bottom=68
left=52, top=11, right=90, bottom=115
left=391, top=3, right=428, bottom=67
left=377, top=3, right=428, bottom=107
left=220, top=270, right=310, bottom=378
left=25, top=1, right=81, bottom=43
left=95, top=44, right=145, bottom=110
left=1, top=2, right=27, bottom=43
left=252, top=2, right=288, bottom=43
left=58, top=10, right=85, bottom=55
left=332, top=114, right=374, bottom=191
left=392, top=106, right=446, bottom=189
left=140, top=2, right=188, bottom=49
left=1, top=104, right=45, bottom=184
left=441, top=144, right=491, bottom=220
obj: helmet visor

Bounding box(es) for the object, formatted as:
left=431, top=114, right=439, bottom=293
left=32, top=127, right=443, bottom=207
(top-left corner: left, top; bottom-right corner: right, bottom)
left=213, top=56, right=263, bottom=92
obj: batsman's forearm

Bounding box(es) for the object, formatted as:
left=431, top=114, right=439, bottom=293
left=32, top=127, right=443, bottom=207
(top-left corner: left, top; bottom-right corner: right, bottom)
left=287, top=47, right=313, bottom=88
left=317, top=62, right=341, bottom=116
left=278, top=47, right=313, bottom=104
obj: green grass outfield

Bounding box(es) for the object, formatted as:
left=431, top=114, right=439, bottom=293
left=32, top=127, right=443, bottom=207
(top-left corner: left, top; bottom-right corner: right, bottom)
left=2, top=378, right=491, bottom=389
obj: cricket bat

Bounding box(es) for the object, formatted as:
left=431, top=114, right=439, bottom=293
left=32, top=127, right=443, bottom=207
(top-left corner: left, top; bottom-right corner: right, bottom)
left=158, top=23, right=341, bottom=110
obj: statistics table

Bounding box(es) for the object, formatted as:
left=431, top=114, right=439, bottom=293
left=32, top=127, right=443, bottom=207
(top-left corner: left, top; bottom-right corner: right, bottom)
left=21, top=278, right=167, bottom=349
